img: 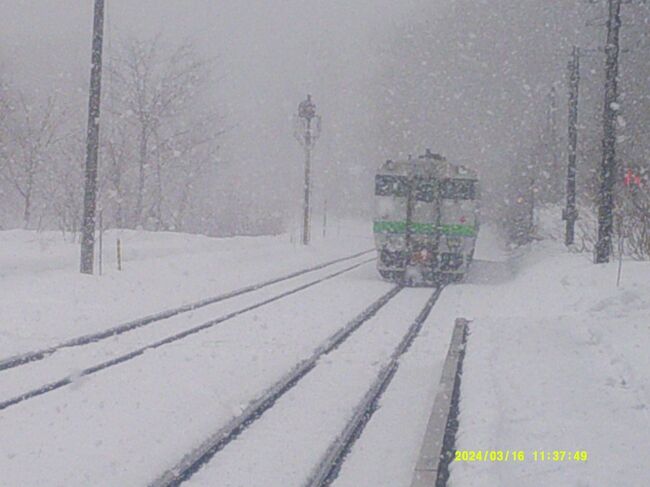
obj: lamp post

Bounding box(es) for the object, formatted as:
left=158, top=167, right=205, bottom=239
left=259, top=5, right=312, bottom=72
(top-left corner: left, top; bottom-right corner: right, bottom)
left=295, top=95, right=321, bottom=245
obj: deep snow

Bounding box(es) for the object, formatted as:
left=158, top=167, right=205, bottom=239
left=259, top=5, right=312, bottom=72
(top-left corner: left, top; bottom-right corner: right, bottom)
left=0, top=224, right=371, bottom=358
left=1, top=219, right=648, bottom=486
left=447, top=217, right=650, bottom=486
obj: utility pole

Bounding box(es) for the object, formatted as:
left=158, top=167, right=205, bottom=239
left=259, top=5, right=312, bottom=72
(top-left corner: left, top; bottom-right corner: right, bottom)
left=595, top=0, right=622, bottom=263
left=564, top=46, right=580, bottom=246
left=80, top=0, right=105, bottom=274
left=295, top=95, right=321, bottom=245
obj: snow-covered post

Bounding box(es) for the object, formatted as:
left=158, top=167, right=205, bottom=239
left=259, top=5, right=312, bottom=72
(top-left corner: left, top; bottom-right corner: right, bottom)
left=616, top=234, right=624, bottom=287
left=98, top=210, right=103, bottom=275
left=116, top=238, right=122, bottom=271
left=322, top=197, right=328, bottom=239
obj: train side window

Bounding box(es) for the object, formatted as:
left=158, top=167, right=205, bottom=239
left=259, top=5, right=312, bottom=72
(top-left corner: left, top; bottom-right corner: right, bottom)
left=375, top=175, right=409, bottom=197
left=441, top=179, right=475, bottom=200
left=415, top=178, right=435, bottom=202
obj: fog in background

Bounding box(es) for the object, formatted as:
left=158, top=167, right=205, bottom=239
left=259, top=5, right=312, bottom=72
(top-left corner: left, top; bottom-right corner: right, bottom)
left=1, top=1, right=648, bottom=235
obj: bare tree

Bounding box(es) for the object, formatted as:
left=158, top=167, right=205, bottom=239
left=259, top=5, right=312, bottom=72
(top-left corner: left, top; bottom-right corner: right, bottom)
left=107, top=37, right=219, bottom=229
left=0, top=94, right=62, bottom=228
left=101, top=119, right=132, bottom=229
left=47, top=130, right=85, bottom=240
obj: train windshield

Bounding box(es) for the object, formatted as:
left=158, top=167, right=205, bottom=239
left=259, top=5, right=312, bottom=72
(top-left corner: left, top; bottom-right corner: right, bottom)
left=441, top=179, right=476, bottom=200
left=375, top=175, right=409, bottom=197
left=414, top=177, right=435, bottom=202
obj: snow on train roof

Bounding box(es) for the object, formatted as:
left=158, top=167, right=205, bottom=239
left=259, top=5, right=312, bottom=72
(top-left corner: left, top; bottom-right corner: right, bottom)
left=378, top=158, right=478, bottom=180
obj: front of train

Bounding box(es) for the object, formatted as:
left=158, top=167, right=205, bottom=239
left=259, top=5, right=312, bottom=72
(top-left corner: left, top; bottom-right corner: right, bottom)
left=373, top=156, right=441, bottom=284
left=436, top=165, right=480, bottom=281
left=373, top=153, right=479, bottom=284
left=373, top=159, right=411, bottom=282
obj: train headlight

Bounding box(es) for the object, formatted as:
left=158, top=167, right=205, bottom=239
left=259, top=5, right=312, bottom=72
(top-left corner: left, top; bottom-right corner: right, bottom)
left=412, top=248, right=431, bottom=264
left=446, top=236, right=462, bottom=251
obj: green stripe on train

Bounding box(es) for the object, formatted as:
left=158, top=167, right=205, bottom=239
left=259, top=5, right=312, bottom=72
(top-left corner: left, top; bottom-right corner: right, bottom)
left=373, top=221, right=477, bottom=237
left=439, top=224, right=477, bottom=237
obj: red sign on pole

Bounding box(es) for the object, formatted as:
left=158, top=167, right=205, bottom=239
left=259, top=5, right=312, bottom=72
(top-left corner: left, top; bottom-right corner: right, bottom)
left=624, top=168, right=642, bottom=188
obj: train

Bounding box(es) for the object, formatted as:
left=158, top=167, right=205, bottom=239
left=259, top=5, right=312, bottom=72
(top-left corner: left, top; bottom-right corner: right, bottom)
left=373, top=150, right=480, bottom=284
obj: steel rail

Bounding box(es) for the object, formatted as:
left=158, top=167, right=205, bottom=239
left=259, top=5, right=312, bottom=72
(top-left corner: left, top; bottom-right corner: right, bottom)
left=0, top=258, right=376, bottom=413
left=149, top=285, right=404, bottom=487
left=0, top=249, right=375, bottom=373
left=304, top=286, right=443, bottom=487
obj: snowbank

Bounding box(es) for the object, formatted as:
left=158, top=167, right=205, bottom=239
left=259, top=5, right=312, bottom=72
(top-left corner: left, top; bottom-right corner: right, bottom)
left=0, top=224, right=372, bottom=358
left=449, top=235, right=650, bottom=486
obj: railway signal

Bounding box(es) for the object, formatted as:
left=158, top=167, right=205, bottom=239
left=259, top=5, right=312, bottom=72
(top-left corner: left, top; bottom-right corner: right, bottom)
left=623, top=168, right=642, bottom=188
left=294, top=95, right=321, bottom=245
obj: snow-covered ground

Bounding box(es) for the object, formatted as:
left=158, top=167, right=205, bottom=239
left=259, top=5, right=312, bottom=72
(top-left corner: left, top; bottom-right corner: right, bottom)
left=186, top=288, right=436, bottom=487
left=0, top=264, right=394, bottom=486
left=0, top=222, right=372, bottom=358
left=1, top=217, right=648, bottom=486
left=0, top=222, right=388, bottom=486
left=449, top=221, right=650, bottom=486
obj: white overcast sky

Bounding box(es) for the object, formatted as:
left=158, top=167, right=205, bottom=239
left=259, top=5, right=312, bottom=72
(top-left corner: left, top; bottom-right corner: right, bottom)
left=0, top=1, right=596, bottom=217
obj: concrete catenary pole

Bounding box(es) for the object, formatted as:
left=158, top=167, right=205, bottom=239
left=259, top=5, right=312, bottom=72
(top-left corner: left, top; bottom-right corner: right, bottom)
left=564, top=46, right=580, bottom=246
left=595, top=0, right=622, bottom=263
left=80, top=0, right=105, bottom=274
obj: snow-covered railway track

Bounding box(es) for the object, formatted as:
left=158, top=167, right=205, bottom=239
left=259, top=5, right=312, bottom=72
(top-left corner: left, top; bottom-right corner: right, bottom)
left=151, top=286, right=442, bottom=487
left=304, top=288, right=442, bottom=487
left=0, top=253, right=375, bottom=413
left=0, top=249, right=374, bottom=373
